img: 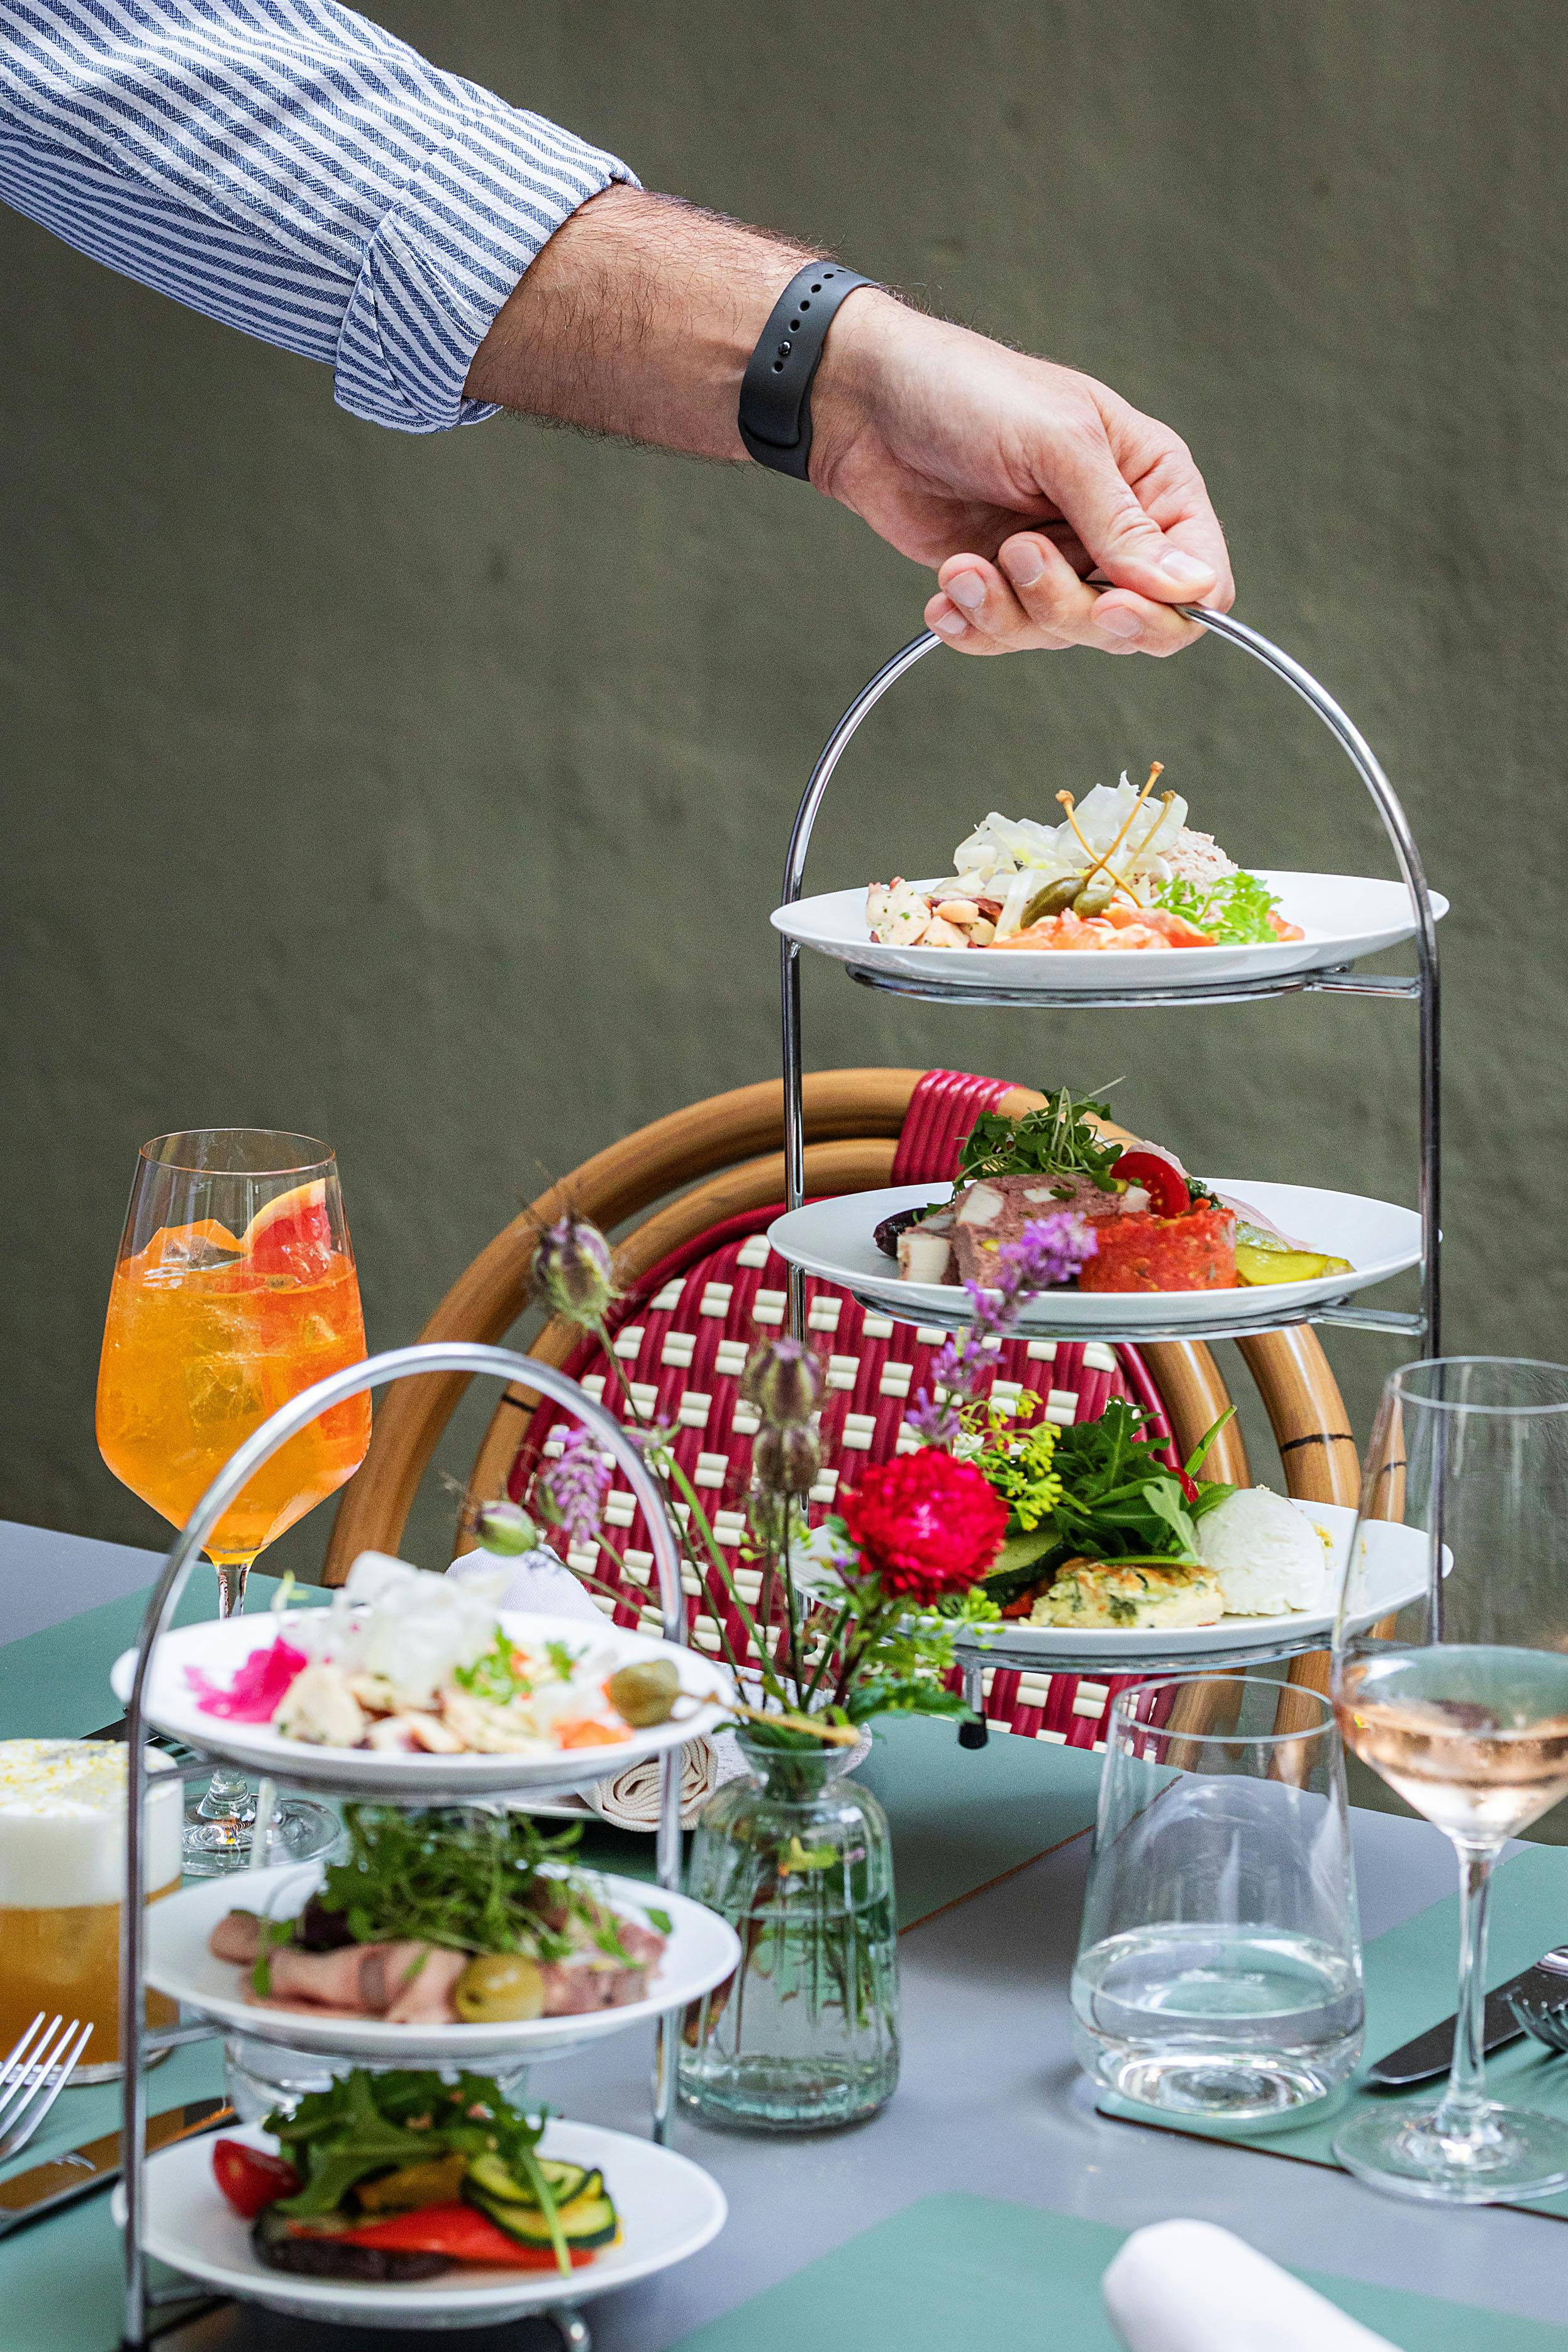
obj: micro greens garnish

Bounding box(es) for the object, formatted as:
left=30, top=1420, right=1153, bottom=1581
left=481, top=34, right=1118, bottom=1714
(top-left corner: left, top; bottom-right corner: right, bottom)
left=957, top=1083, right=1126, bottom=1193
left=453, top=1629, right=532, bottom=1705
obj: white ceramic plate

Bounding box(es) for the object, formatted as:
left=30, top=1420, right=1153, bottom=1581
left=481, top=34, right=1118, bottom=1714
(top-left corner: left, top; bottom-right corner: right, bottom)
left=147, top=1862, right=740, bottom=2063
left=110, top=1611, right=733, bottom=1797
left=955, top=1503, right=1426, bottom=1667
left=772, top=871, right=1446, bottom=995
left=115, top=2117, right=726, bottom=2328
left=767, top=1180, right=1422, bottom=1337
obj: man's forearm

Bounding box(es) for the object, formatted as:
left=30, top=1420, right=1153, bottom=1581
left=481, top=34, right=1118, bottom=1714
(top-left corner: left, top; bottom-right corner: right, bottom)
left=465, top=186, right=842, bottom=460
left=465, top=181, right=1230, bottom=660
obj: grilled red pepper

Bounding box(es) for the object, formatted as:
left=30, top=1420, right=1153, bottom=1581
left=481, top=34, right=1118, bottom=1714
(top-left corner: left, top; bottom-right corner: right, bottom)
left=1110, top=1149, right=1190, bottom=1220
left=323, top=2204, right=595, bottom=2270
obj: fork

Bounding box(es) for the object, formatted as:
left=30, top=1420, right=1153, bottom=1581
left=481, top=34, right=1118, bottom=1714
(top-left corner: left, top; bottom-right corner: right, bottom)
left=0, top=2014, right=94, bottom=2163
left=1506, top=1949, right=1568, bottom=2055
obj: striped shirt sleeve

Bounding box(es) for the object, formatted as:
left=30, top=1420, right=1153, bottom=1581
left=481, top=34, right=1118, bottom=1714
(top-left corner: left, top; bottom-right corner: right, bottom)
left=0, top=0, right=638, bottom=432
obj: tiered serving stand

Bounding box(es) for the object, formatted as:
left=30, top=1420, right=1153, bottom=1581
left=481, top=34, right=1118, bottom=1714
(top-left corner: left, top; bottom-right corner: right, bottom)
left=117, top=1341, right=733, bottom=2349
left=770, top=606, right=1442, bottom=1696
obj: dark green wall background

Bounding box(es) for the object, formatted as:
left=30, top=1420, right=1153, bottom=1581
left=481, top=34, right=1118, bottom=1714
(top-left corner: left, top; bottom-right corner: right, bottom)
left=3, top=1, right=1564, bottom=1578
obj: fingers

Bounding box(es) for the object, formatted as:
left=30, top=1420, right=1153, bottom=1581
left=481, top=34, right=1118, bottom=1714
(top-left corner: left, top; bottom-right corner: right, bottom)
left=926, top=533, right=1198, bottom=657
left=1048, top=414, right=1221, bottom=611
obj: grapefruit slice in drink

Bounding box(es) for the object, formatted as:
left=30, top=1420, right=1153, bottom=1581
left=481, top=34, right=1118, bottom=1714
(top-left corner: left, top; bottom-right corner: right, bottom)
left=241, top=1179, right=336, bottom=1278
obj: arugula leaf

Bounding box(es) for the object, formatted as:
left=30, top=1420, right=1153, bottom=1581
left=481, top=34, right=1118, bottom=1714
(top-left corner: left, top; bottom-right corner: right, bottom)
left=269, top=2071, right=555, bottom=2222
left=1157, top=870, right=1282, bottom=945
left=316, top=1803, right=585, bottom=1960
left=980, top=1399, right=1214, bottom=1588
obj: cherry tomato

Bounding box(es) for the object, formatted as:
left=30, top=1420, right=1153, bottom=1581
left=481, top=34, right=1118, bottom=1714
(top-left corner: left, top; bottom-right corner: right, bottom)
left=212, top=2137, right=301, bottom=2219
left=1109, top=1149, right=1191, bottom=1220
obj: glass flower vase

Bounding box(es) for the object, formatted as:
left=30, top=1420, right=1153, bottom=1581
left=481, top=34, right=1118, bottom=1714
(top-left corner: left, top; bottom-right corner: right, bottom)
left=678, top=1729, right=899, bottom=2131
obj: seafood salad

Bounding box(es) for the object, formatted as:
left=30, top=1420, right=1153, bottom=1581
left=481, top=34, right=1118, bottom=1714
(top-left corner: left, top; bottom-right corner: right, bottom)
left=878, top=1085, right=1353, bottom=1296
left=866, top=764, right=1305, bottom=953
left=211, top=1805, right=667, bottom=2027
left=186, top=1552, right=688, bottom=1758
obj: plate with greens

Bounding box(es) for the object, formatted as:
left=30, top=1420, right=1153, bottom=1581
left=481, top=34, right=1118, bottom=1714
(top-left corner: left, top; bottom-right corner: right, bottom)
left=115, top=2092, right=726, bottom=2325
left=773, top=871, right=1445, bottom=995
left=148, top=1809, right=740, bottom=2061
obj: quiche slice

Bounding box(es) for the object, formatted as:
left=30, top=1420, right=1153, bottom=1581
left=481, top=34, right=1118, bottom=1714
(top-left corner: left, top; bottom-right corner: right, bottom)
left=1029, top=1558, right=1225, bottom=1630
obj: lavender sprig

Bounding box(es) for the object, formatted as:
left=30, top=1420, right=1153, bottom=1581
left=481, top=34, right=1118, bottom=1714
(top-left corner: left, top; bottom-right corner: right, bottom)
left=537, top=1425, right=613, bottom=1553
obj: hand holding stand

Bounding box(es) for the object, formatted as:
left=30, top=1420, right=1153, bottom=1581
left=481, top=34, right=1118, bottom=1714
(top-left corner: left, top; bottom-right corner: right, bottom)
left=119, top=1342, right=692, bottom=2351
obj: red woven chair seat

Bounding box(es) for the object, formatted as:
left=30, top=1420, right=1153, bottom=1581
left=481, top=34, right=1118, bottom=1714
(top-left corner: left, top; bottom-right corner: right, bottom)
left=504, top=1073, right=1176, bottom=1751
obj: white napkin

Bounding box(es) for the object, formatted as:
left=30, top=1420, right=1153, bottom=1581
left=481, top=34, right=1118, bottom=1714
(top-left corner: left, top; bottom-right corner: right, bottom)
left=585, top=1737, right=719, bottom=1831
left=1103, top=2221, right=1397, bottom=2352
left=445, top=1548, right=604, bottom=1624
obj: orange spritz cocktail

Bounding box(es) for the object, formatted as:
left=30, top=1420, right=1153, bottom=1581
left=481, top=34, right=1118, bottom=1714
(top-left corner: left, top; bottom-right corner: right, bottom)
left=97, top=1176, right=370, bottom=1563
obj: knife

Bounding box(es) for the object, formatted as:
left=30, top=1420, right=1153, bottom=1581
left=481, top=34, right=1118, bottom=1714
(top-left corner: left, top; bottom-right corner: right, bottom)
left=1367, top=1953, right=1568, bottom=2088
left=0, top=2097, right=233, bottom=2238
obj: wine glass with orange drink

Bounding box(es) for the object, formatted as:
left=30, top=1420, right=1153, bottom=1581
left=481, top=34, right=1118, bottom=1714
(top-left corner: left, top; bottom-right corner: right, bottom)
left=96, top=1131, right=370, bottom=1874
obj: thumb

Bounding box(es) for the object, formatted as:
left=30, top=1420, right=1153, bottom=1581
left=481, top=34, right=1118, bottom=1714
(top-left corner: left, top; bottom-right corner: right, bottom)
left=1049, top=430, right=1216, bottom=604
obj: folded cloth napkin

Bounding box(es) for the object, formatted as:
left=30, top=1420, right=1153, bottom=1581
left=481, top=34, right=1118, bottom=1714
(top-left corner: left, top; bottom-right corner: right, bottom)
left=445, top=1548, right=604, bottom=1624
left=1102, top=2221, right=1396, bottom=2352
left=586, top=1737, right=719, bottom=1831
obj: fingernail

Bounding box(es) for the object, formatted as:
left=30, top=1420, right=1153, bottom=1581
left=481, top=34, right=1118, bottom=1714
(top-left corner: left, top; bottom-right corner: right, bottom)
left=947, top=570, right=986, bottom=611
left=1001, top=542, right=1045, bottom=589
left=931, top=608, right=969, bottom=639
left=1159, top=549, right=1215, bottom=587
left=1095, top=605, right=1142, bottom=640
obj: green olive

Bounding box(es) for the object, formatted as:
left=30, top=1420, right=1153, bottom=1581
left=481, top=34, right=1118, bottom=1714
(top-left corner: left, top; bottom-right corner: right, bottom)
left=606, top=1658, right=681, bottom=1728
left=1072, top=878, right=1115, bottom=918
left=1019, top=874, right=1082, bottom=928
left=454, top=1953, right=545, bottom=2023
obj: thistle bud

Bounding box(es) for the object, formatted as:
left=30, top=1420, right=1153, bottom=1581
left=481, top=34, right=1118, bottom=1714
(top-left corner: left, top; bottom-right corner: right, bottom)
left=740, top=1336, right=823, bottom=1429
left=534, top=1215, right=615, bottom=1325
left=753, top=1420, right=822, bottom=1498
left=474, top=1498, right=540, bottom=1557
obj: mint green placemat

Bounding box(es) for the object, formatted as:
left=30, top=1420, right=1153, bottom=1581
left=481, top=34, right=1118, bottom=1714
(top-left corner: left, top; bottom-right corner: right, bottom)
left=669, top=2192, right=1568, bottom=2352
left=0, top=1569, right=326, bottom=1739
left=1101, top=1839, right=1568, bottom=2219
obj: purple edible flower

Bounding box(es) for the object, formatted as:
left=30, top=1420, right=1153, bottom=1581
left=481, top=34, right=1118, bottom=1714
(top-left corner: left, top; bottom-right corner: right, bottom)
left=538, top=1425, right=612, bottom=1551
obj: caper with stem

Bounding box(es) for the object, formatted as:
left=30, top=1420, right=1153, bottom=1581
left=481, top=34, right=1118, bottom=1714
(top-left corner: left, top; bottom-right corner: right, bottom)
left=1072, top=878, right=1116, bottom=918
left=1018, top=873, right=1082, bottom=928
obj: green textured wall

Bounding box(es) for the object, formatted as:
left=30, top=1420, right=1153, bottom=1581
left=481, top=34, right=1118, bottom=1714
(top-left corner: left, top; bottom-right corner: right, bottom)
left=3, top=1, right=1564, bottom=1578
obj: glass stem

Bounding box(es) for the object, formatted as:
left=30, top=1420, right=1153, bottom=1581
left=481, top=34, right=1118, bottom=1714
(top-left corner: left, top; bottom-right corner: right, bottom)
left=197, top=1558, right=255, bottom=1829
left=1430, top=1841, right=1496, bottom=2141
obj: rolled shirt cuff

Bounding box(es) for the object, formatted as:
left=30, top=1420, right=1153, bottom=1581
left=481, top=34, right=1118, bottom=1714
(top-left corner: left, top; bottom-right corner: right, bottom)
left=335, top=94, right=637, bottom=434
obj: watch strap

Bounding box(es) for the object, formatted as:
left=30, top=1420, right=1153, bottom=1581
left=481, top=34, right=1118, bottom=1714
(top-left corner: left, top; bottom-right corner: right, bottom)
left=738, top=263, right=877, bottom=480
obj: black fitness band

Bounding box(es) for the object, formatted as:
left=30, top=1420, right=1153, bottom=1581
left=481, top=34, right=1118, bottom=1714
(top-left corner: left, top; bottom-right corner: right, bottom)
left=738, top=262, right=877, bottom=481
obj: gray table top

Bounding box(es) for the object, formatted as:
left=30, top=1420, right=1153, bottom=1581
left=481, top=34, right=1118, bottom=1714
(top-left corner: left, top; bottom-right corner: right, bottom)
left=4, top=1522, right=1562, bottom=2347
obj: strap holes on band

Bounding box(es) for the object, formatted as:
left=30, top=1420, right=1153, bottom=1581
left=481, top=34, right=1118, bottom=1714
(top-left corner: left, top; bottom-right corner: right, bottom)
left=772, top=359, right=785, bottom=371
left=811, top=281, right=823, bottom=291
left=799, top=297, right=811, bottom=309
